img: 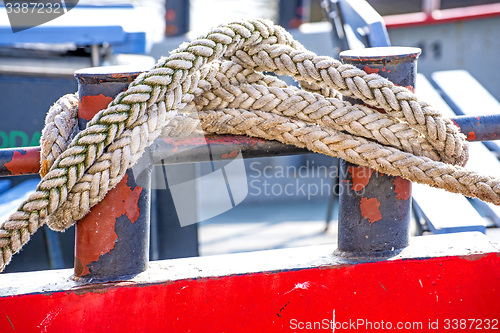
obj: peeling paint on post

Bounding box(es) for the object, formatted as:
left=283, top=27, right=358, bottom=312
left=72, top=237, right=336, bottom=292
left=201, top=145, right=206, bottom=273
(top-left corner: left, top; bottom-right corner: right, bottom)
left=0, top=146, right=40, bottom=176
left=337, top=47, right=420, bottom=258
left=74, top=66, right=152, bottom=281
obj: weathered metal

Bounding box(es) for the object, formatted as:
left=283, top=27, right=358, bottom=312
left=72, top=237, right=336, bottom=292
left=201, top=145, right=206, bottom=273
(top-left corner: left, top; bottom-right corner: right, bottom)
left=452, top=114, right=500, bottom=142
left=0, top=146, right=40, bottom=176
left=3, top=112, right=499, bottom=176
left=73, top=67, right=151, bottom=281
left=151, top=135, right=309, bottom=165
left=0, top=137, right=309, bottom=176
left=337, top=47, right=420, bottom=258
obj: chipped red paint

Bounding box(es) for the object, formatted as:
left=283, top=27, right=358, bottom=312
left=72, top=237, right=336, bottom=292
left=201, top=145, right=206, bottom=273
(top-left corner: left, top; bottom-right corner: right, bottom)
left=222, top=150, right=239, bottom=158
left=360, top=197, right=382, bottom=224
left=75, top=222, right=117, bottom=276
left=348, top=166, right=373, bottom=192
left=468, top=131, right=477, bottom=141
left=74, top=173, right=142, bottom=276
left=363, top=66, right=379, bottom=74
left=1, top=252, right=499, bottom=332
left=393, top=177, right=411, bottom=200
left=79, top=94, right=114, bottom=121
left=3, top=148, right=40, bottom=175
left=75, top=87, right=119, bottom=276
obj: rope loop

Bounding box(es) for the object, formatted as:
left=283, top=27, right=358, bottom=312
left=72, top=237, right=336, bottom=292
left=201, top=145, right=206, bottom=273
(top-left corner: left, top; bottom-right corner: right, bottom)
left=0, top=19, right=498, bottom=272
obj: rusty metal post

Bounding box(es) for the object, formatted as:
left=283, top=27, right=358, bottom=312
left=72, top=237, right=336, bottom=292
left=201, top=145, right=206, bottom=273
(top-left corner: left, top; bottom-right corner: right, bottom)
left=73, top=66, right=152, bottom=281
left=337, top=47, right=420, bottom=259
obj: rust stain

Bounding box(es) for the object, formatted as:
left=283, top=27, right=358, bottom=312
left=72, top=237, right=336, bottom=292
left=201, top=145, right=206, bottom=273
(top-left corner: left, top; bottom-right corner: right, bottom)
left=222, top=150, right=238, bottom=158
left=4, top=148, right=40, bottom=175
left=467, top=131, right=476, bottom=141
left=80, top=94, right=113, bottom=121
left=360, top=197, right=382, bottom=224
left=124, top=188, right=142, bottom=224
left=75, top=173, right=142, bottom=276
left=364, top=66, right=379, bottom=74
left=348, top=166, right=373, bottom=192
left=393, top=177, right=411, bottom=200
left=109, top=73, right=140, bottom=80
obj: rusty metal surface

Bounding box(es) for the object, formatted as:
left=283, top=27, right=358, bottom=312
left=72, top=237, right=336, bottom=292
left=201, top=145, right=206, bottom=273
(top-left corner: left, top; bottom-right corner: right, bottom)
left=74, top=65, right=150, bottom=129
left=74, top=171, right=150, bottom=280
left=150, top=135, right=309, bottom=165
left=0, top=146, right=40, bottom=176
left=337, top=47, right=419, bottom=258
left=452, top=114, right=500, bottom=142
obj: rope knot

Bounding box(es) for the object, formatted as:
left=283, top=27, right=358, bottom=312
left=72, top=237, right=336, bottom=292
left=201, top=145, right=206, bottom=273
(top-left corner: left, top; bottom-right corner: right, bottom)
left=0, top=19, right=497, bottom=273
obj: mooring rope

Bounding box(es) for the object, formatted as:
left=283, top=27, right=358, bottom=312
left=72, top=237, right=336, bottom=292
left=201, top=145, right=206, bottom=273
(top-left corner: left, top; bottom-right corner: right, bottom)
left=0, top=19, right=498, bottom=272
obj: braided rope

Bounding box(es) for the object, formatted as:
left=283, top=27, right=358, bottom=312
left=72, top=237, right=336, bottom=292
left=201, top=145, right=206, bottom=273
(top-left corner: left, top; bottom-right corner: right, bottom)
left=0, top=19, right=498, bottom=273
left=193, top=61, right=442, bottom=161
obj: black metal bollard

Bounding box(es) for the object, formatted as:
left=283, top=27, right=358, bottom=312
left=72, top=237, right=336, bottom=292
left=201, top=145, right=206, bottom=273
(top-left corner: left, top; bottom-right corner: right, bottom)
left=337, top=47, right=421, bottom=259
left=73, top=66, right=152, bottom=281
